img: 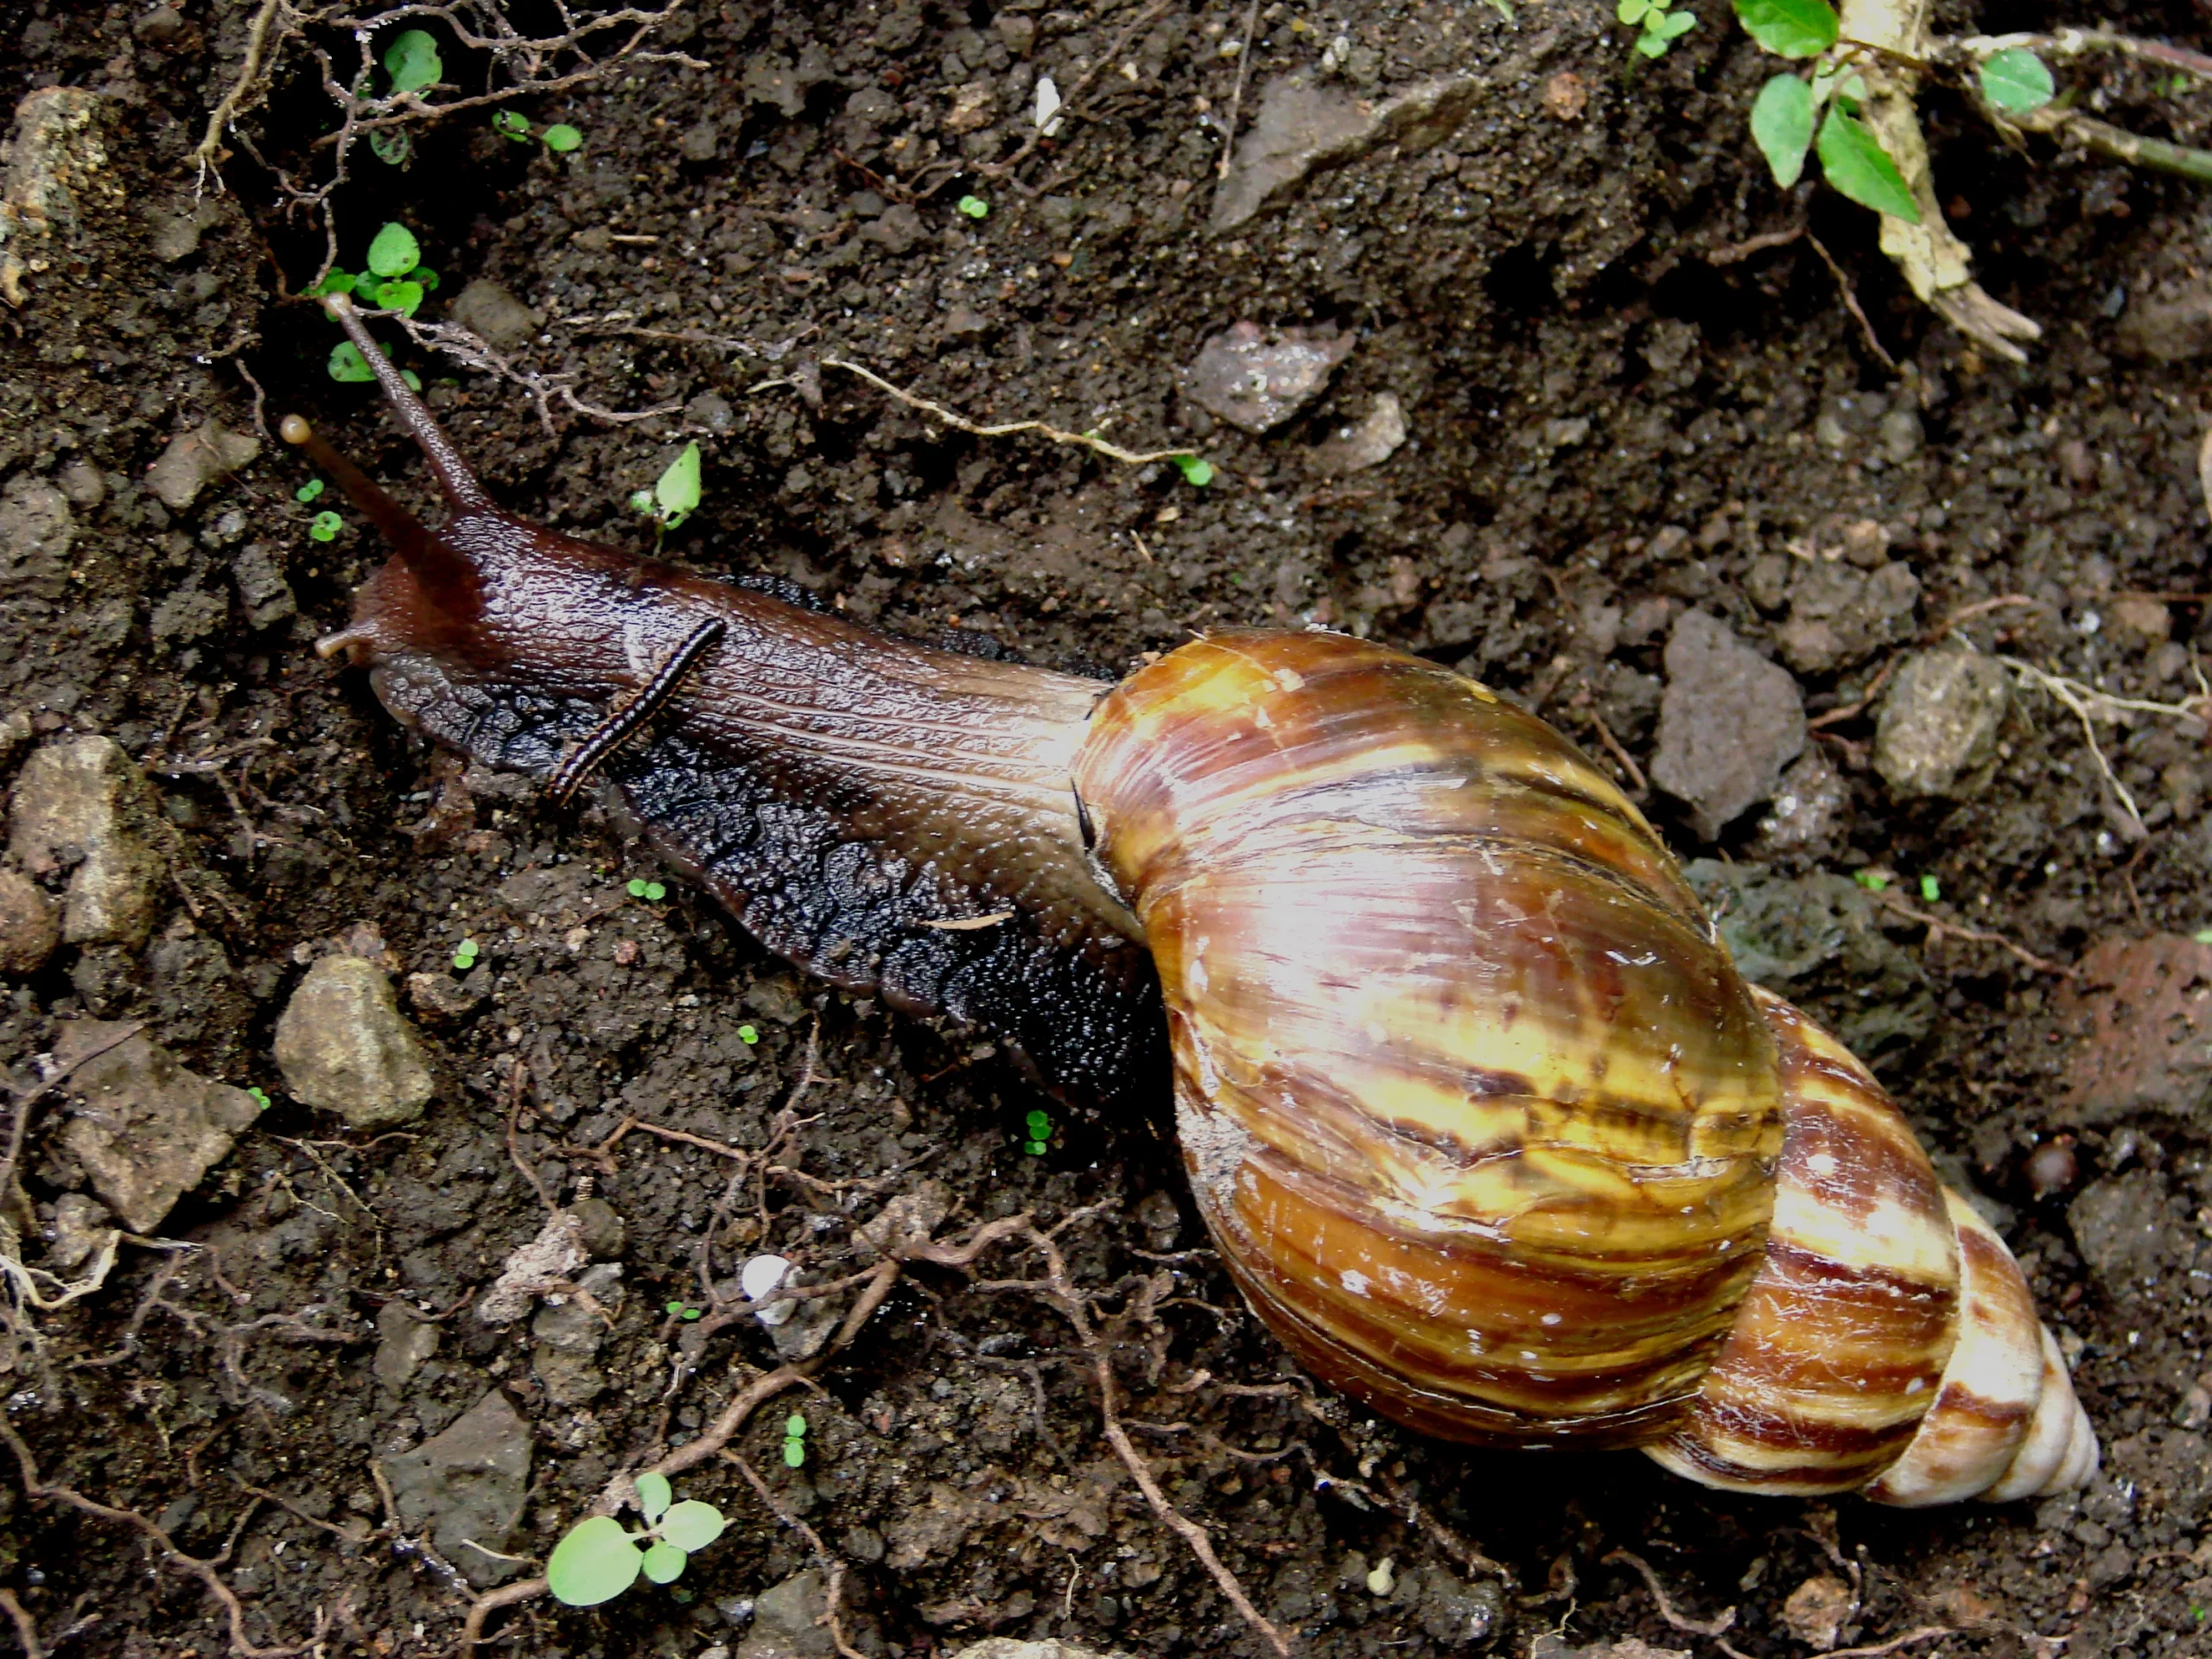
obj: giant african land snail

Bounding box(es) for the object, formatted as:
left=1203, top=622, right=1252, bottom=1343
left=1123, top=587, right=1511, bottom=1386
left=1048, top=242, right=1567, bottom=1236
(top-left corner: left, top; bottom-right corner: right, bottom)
left=287, top=296, right=2097, bottom=1504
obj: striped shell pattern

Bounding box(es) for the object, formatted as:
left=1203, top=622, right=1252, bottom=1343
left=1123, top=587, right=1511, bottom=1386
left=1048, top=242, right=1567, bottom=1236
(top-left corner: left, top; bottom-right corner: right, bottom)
left=1071, top=632, right=2096, bottom=1503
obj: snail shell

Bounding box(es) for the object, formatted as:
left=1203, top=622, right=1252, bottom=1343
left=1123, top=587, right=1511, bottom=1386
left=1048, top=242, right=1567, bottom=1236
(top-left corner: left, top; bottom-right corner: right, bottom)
left=296, top=299, right=2095, bottom=1502
left=1071, top=632, right=2094, bottom=1501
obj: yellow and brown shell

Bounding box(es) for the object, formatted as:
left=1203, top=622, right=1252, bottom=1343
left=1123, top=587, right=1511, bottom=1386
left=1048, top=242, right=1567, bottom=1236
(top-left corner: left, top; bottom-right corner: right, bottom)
left=1071, top=631, right=2094, bottom=1502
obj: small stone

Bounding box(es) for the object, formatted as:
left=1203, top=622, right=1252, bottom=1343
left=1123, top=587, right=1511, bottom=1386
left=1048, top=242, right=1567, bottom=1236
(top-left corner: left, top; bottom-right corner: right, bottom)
left=741, top=1570, right=837, bottom=1659
left=144, top=421, right=257, bottom=512
left=46, top=1192, right=112, bottom=1271
left=1528, top=1640, right=1691, bottom=1659
left=569, top=1195, right=626, bottom=1258
left=1310, top=392, right=1408, bottom=474
left=52, top=1019, right=259, bottom=1234
left=2107, top=594, right=2171, bottom=651
left=944, top=80, right=995, bottom=134
left=273, top=955, right=435, bottom=1130
left=143, top=198, right=215, bottom=263
left=231, top=543, right=296, bottom=629
left=1780, top=1575, right=1852, bottom=1648
left=679, top=118, right=720, bottom=162
left=2057, top=935, right=2212, bottom=1125
left=1755, top=747, right=1850, bottom=851
left=1649, top=611, right=1806, bottom=841
left=1185, top=321, right=1356, bottom=434
left=1, top=88, right=109, bottom=306
left=942, top=305, right=989, bottom=341
left=0, top=870, right=59, bottom=976
left=1873, top=647, right=2010, bottom=799
left=131, top=5, right=184, bottom=43
left=56, top=459, right=104, bottom=509
left=2068, top=1171, right=2172, bottom=1293
left=405, top=969, right=481, bottom=1024
left=1878, top=407, right=1924, bottom=463
left=447, top=279, right=542, bottom=351
left=374, top=1300, right=439, bottom=1391
left=477, top=1209, right=588, bottom=1325
left=1776, top=559, right=1919, bottom=674
left=994, top=14, right=1035, bottom=55
left=533, top=1261, right=623, bottom=1405
left=0, top=475, right=73, bottom=601
left=2117, top=283, right=2212, bottom=363
left=382, top=1389, right=531, bottom=1586
left=8, top=736, right=164, bottom=949
left=1212, top=73, right=1478, bottom=229
left=1542, top=71, right=1587, bottom=120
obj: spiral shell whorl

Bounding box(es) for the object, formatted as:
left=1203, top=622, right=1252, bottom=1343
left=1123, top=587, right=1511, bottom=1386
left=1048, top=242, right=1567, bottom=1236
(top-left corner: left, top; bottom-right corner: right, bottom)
left=1074, top=632, right=1785, bottom=1441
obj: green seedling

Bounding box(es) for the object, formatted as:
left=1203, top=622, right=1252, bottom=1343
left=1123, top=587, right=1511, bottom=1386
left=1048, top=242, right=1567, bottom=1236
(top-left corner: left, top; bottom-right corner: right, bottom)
left=782, top=1413, right=809, bottom=1468
left=452, top=938, right=481, bottom=972
left=2194, top=928, right=2212, bottom=945
left=543, top=124, right=584, bottom=153
left=630, top=442, right=702, bottom=536
left=737, top=1024, right=760, bottom=1046
left=1853, top=869, right=1891, bottom=893
left=1618, top=0, right=1695, bottom=59
left=1918, top=874, right=1941, bottom=902
left=296, top=477, right=326, bottom=504
left=665, top=1300, right=702, bottom=1321
left=308, top=511, right=342, bottom=543
left=1022, top=1108, right=1052, bottom=1156
left=1172, top=454, right=1214, bottom=487
left=547, top=1472, right=728, bottom=1606
left=384, top=28, right=442, bottom=94
left=957, top=195, right=990, bottom=219
left=493, top=110, right=585, bottom=152
left=626, top=878, right=667, bottom=902
left=1978, top=47, right=2056, bottom=114
left=246, top=1087, right=272, bottom=1110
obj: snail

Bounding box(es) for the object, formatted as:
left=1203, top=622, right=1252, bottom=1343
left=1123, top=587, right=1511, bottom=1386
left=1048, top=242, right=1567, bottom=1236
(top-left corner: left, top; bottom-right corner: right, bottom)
left=287, top=296, right=2097, bottom=1505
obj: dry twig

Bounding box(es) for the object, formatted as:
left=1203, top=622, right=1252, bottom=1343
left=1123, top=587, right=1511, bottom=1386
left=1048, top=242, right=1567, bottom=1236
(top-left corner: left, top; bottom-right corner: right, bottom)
left=822, top=356, right=1193, bottom=468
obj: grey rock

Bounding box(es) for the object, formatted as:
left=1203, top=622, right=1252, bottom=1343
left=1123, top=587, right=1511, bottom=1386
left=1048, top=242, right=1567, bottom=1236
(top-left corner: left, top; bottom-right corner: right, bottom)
left=1776, top=559, right=1920, bottom=674
left=144, top=421, right=258, bottom=512
left=8, top=736, right=164, bottom=948
left=448, top=279, right=541, bottom=352
left=1879, top=406, right=1924, bottom=462
left=1213, top=73, right=1478, bottom=229
left=0, top=869, right=59, bottom=976
left=382, top=1389, right=531, bottom=1586
left=478, top=1209, right=588, bottom=1325
left=0, top=475, right=73, bottom=600
left=738, top=1570, right=836, bottom=1659
left=532, top=1263, right=623, bottom=1404
left=231, top=543, right=296, bottom=629
left=2069, top=1172, right=2173, bottom=1294
left=949, top=1644, right=1134, bottom=1659
left=1, top=88, right=109, bottom=305
left=569, top=1196, right=626, bottom=1258
left=56, top=459, right=103, bottom=508
left=1185, top=321, right=1355, bottom=435
left=1310, top=391, right=1407, bottom=474
left=1874, top=647, right=2010, bottom=799
left=273, top=956, right=435, bottom=1130
left=2117, top=285, right=2212, bottom=363
left=52, top=1019, right=259, bottom=1233
left=1649, top=611, right=1806, bottom=840
left=1755, top=747, right=1851, bottom=852
left=46, top=1192, right=112, bottom=1271
left=374, top=1300, right=439, bottom=1391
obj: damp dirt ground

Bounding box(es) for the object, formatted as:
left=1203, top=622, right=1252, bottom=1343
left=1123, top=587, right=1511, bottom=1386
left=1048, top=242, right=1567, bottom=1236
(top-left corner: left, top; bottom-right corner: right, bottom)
left=3, top=1, right=2212, bottom=1656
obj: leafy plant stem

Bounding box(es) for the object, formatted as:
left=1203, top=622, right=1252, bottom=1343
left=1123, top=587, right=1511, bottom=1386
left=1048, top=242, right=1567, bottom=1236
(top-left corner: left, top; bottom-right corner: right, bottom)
left=2014, top=106, right=2212, bottom=185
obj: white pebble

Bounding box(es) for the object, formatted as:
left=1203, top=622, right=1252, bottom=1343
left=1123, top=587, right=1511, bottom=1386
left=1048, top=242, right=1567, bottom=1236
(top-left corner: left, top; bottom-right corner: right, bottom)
left=740, top=1254, right=796, bottom=1326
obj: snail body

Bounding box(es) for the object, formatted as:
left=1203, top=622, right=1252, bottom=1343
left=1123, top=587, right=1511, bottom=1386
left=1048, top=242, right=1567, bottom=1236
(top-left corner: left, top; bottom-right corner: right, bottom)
left=292, top=298, right=2095, bottom=1503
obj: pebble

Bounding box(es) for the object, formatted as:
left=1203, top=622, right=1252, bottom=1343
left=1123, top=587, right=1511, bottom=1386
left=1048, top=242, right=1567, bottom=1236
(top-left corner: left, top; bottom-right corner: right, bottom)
left=272, top=955, right=435, bottom=1130
left=2116, top=283, right=2212, bottom=363
left=144, top=420, right=258, bottom=512
left=1755, top=747, right=1850, bottom=851
left=1649, top=610, right=1806, bottom=840
left=1780, top=1575, right=1852, bottom=1648
left=50, top=1019, right=259, bottom=1234
left=45, top=1192, right=112, bottom=1271
left=533, top=1260, right=624, bottom=1405
left=2107, top=594, right=2171, bottom=650
left=1310, top=391, right=1408, bottom=474
left=373, top=1300, right=439, bottom=1391
left=2068, top=1170, right=2171, bottom=1293
left=0, top=870, right=59, bottom=976
left=1774, top=558, right=1919, bottom=674
left=1185, top=321, right=1356, bottom=435
left=1, top=88, right=108, bottom=307
left=0, top=474, right=74, bottom=601
left=1212, top=73, right=1478, bottom=230
left=7, top=736, right=164, bottom=949
left=447, top=279, right=541, bottom=351
left=2056, top=934, right=2212, bottom=1125
left=1872, top=647, right=2010, bottom=799
left=382, top=1390, right=532, bottom=1586
left=741, top=1570, right=839, bottom=1659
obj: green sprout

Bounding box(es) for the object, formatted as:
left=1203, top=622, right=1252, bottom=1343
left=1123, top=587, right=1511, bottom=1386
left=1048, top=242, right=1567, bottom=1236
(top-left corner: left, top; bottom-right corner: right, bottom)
left=492, top=111, right=584, bottom=152
left=664, top=1300, right=702, bottom=1321
left=296, top=478, right=326, bottom=503
left=308, top=511, right=342, bottom=543
left=1977, top=47, right=2056, bottom=114
left=1918, top=874, right=1941, bottom=902
left=1172, top=454, right=1214, bottom=488
left=1853, top=869, right=1891, bottom=893
left=2194, top=928, right=2212, bottom=946
left=1022, top=1108, right=1052, bottom=1156
left=383, top=29, right=442, bottom=94
left=453, top=938, right=481, bottom=972
left=546, top=1472, right=728, bottom=1607
left=631, top=442, right=702, bottom=536
left=1618, top=0, right=1695, bottom=58
left=782, top=1413, right=808, bottom=1468
left=737, top=1024, right=760, bottom=1046
left=626, top=878, right=667, bottom=902
left=956, top=195, right=990, bottom=219
left=543, top=124, right=584, bottom=153
left=246, top=1086, right=272, bottom=1110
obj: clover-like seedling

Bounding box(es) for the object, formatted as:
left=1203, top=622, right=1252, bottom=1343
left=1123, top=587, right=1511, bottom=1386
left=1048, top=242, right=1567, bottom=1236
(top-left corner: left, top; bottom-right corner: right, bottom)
left=492, top=111, right=584, bottom=152
left=1021, top=1109, right=1052, bottom=1157
left=665, top=1300, right=702, bottom=1321
left=546, top=1472, right=728, bottom=1606
left=737, top=1024, right=760, bottom=1046
left=1172, top=454, right=1213, bottom=487
left=1918, top=874, right=1941, bottom=903
left=957, top=195, right=990, bottom=219
left=626, top=878, right=667, bottom=902
left=783, top=1413, right=809, bottom=1467
left=630, top=442, right=702, bottom=536
left=295, top=478, right=325, bottom=504
left=246, top=1086, right=272, bottom=1110
left=308, top=511, right=343, bottom=543
left=1618, top=0, right=1694, bottom=58
left=452, top=938, right=481, bottom=972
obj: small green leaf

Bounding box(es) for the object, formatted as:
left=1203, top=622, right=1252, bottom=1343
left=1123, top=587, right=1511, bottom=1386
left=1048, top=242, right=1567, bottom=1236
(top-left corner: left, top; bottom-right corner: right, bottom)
left=1654, top=9, right=1695, bottom=39
left=494, top=111, right=532, bottom=140
left=401, top=369, right=423, bottom=392
left=957, top=195, right=990, bottom=219
left=309, top=511, right=342, bottom=542
left=655, top=442, right=703, bottom=519
left=547, top=1515, right=644, bottom=1607
left=296, top=478, right=326, bottom=503
left=627, top=878, right=650, bottom=898
left=1024, top=1139, right=1048, bottom=1154
left=368, top=128, right=412, bottom=168
left=1026, top=1109, right=1052, bottom=1137
left=1979, top=48, right=2055, bottom=114
left=738, top=1024, right=760, bottom=1045
left=1634, top=29, right=1670, bottom=55
left=1731, top=0, right=1836, bottom=58
left=383, top=28, right=443, bottom=93
left=1617, top=0, right=1652, bottom=22
left=373, top=279, right=425, bottom=318
left=415, top=266, right=440, bottom=290
left=353, top=270, right=384, bottom=298
left=246, top=1086, right=271, bottom=1109
left=785, top=1413, right=807, bottom=1437
left=312, top=270, right=357, bottom=297
left=1816, top=105, right=1922, bottom=221
left=542, top=124, right=584, bottom=153
left=659, top=1500, right=726, bottom=1553
left=782, top=1438, right=806, bottom=1466
left=1173, top=454, right=1213, bottom=487
left=2196, top=927, right=2212, bottom=945
left=1919, top=874, right=1941, bottom=902
left=644, top=881, right=666, bottom=902
left=365, top=222, right=422, bottom=279
left=1750, top=73, right=1815, bottom=187
left=328, top=341, right=377, bottom=383
left=1853, top=869, right=1891, bottom=892
left=635, top=1471, right=673, bottom=1522
left=640, top=1540, right=688, bottom=1585
left=629, top=489, right=654, bottom=514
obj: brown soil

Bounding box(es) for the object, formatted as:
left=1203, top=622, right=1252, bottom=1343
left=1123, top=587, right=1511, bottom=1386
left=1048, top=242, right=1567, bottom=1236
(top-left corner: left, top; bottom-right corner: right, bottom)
left=3, top=1, right=2209, bottom=1656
